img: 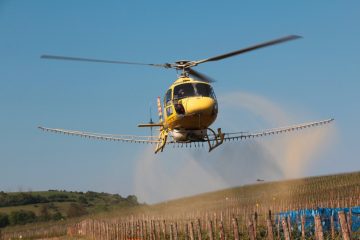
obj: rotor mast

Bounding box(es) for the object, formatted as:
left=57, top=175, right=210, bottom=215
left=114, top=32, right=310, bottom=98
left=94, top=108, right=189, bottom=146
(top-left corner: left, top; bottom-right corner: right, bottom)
left=174, top=60, right=192, bottom=78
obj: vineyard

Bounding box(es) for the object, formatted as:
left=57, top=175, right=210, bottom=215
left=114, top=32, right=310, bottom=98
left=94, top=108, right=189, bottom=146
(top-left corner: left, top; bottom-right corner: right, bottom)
left=1, top=171, right=359, bottom=239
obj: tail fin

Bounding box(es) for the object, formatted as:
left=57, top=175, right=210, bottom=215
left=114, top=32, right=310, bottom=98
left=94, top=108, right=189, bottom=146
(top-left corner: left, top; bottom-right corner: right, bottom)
left=157, top=96, right=163, bottom=122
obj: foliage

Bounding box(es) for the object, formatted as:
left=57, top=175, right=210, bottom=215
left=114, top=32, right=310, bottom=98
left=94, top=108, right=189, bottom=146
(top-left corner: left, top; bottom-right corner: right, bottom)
left=126, top=195, right=138, bottom=206
left=0, top=190, right=139, bottom=209
left=51, top=212, right=64, bottom=221
left=78, top=196, right=88, bottom=205
left=0, top=192, right=48, bottom=207
left=0, top=190, right=140, bottom=228
left=47, top=193, right=71, bottom=202
left=0, top=212, right=9, bottom=228
left=9, top=210, right=36, bottom=225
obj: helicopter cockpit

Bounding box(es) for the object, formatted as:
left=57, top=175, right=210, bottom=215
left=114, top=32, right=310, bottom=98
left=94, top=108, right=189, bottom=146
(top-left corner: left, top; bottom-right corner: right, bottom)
left=173, top=83, right=216, bottom=100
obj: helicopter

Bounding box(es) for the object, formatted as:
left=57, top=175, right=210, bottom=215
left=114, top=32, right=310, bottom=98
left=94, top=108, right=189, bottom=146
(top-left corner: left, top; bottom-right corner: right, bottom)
left=39, top=35, right=334, bottom=153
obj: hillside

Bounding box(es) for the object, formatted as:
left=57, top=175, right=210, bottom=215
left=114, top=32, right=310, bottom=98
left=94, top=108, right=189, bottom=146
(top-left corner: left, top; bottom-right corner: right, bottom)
left=0, top=190, right=139, bottom=228
left=148, top=171, right=360, bottom=214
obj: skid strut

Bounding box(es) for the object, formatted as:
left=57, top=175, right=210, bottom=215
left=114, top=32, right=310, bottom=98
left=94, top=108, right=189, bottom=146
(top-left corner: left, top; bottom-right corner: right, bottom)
left=155, top=129, right=168, bottom=154
left=206, top=128, right=225, bottom=152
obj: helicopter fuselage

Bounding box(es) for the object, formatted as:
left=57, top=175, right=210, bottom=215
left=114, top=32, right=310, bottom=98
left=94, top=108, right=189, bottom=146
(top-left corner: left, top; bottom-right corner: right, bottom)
left=162, top=77, right=218, bottom=142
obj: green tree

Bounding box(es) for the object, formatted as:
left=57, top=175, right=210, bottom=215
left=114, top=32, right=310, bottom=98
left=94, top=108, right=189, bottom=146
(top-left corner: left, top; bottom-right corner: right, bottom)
left=126, top=195, right=139, bottom=206
left=78, top=195, right=88, bottom=205
left=9, top=210, right=36, bottom=225
left=0, top=213, right=9, bottom=228
left=51, top=212, right=64, bottom=221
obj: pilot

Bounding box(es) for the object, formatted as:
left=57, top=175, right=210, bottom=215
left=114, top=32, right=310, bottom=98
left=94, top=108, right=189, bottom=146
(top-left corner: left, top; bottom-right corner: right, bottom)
left=178, top=89, right=185, bottom=98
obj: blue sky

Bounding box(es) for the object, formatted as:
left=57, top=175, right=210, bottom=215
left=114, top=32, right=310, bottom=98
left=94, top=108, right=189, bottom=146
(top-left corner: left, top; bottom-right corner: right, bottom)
left=1, top=1, right=359, bottom=202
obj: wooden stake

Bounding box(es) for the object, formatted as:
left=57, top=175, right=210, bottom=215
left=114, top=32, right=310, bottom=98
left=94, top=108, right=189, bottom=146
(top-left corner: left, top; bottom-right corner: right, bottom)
left=196, top=219, right=202, bottom=240
left=131, top=218, right=134, bottom=240
left=247, top=218, right=255, bottom=240
left=276, top=215, right=280, bottom=240
left=140, top=221, right=144, bottom=240
left=161, top=220, right=166, bottom=240
left=144, top=220, right=148, bottom=240
left=314, top=215, right=324, bottom=240
left=207, top=220, right=214, bottom=240
left=156, top=221, right=161, bottom=240
left=287, top=215, right=291, bottom=239
left=189, top=222, right=195, bottom=240
left=338, top=211, right=350, bottom=240
left=330, top=215, right=335, bottom=240
left=301, top=215, right=305, bottom=240
left=219, top=220, right=225, bottom=240
left=281, top=218, right=290, bottom=240
left=253, top=212, right=258, bottom=239
left=346, top=210, right=352, bottom=238
left=232, top=218, right=240, bottom=240
left=185, top=222, right=189, bottom=240
left=152, top=220, right=157, bottom=240
left=150, top=220, right=154, bottom=240
left=266, top=218, right=274, bottom=240
left=174, top=222, right=178, bottom=240
left=170, top=223, right=173, bottom=240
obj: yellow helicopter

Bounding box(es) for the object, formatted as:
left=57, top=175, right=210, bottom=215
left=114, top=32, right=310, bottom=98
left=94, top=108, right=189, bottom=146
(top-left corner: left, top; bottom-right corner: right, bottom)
left=39, top=35, right=333, bottom=153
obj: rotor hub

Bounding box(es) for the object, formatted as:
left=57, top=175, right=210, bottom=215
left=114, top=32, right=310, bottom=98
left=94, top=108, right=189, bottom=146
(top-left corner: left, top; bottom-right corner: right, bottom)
left=175, top=60, right=191, bottom=65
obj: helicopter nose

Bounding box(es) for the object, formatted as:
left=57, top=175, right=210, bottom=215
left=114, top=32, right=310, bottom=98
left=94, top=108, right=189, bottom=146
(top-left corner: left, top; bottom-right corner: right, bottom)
left=185, top=97, right=216, bottom=115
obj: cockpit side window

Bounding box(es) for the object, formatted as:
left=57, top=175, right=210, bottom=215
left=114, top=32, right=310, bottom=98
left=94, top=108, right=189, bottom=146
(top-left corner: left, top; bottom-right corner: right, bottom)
left=173, top=83, right=195, bottom=100
left=165, top=89, right=172, bottom=106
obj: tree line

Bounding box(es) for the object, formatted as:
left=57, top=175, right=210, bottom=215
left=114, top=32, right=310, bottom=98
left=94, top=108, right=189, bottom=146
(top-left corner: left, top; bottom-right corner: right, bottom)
left=0, top=202, right=84, bottom=228
left=0, top=190, right=140, bottom=228
left=0, top=190, right=138, bottom=208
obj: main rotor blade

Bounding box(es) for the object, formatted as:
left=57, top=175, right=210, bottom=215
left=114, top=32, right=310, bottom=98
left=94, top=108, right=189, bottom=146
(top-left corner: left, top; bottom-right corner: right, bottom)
left=41, top=55, right=171, bottom=68
left=188, top=68, right=215, bottom=83
left=195, top=35, right=302, bottom=65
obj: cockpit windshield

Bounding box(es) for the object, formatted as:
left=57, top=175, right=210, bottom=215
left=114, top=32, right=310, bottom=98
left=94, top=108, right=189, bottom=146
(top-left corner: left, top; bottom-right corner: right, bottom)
left=196, top=83, right=213, bottom=97
left=173, top=83, right=216, bottom=100
left=173, top=83, right=195, bottom=99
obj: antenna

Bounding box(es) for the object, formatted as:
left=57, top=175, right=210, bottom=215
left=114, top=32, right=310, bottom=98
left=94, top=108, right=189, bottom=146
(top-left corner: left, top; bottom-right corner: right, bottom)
left=149, top=105, right=154, bottom=137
